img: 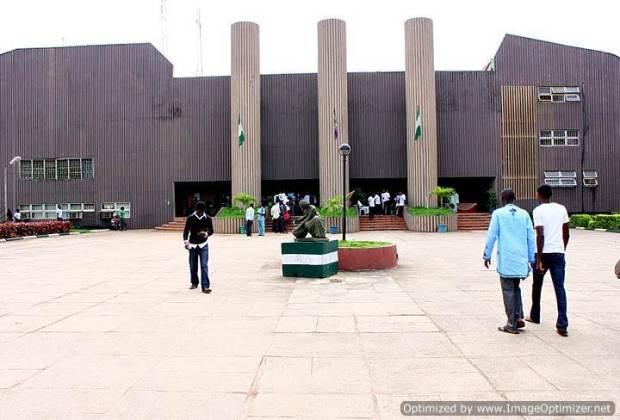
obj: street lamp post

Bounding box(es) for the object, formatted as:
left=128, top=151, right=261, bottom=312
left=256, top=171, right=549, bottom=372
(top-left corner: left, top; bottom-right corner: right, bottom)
left=4, top=156, right=21, bottom=221
left=338, top=144, right=351, bottom=241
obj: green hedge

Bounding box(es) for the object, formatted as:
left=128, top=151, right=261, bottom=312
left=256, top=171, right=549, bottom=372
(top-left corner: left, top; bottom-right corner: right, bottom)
left=408, top=207, right=453, bottom=217
left=571, top=214, right=620, bottom=230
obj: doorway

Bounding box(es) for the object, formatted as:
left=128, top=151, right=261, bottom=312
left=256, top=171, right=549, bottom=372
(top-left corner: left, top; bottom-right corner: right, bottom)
left=174, top=181, right=231, bottom=217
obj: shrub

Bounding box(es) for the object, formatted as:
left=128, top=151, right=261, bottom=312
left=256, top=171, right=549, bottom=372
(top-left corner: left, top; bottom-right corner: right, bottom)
left=0, top=221, right=71, bottom=239
left=408, top=207, right=453, bottom=217
left=591, top=214, right=620, bottom=230
left=217, top=207, right=245, bottom=219
left=232, top=192, right=257, bottom=208
left=319, top=196, right=357, bottom=218
left=569, top=214, right=593, bottom=228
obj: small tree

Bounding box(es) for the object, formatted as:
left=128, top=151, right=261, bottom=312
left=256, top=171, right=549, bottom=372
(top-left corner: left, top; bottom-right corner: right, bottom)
left=320, top=195, right=343, bottom=217
left=232, top=192, right=257, bottom=208
left=429, top=186, right=455, bottom=208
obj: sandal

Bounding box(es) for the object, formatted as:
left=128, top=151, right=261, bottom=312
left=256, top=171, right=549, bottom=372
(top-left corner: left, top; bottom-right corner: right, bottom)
left=498, top=326, right=519, bottom=334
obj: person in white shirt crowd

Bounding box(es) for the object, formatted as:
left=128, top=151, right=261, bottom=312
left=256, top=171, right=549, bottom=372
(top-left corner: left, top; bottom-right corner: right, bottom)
left=367, top=194, right=375, bottom=219
left=56, top=205, right=64, bottom=221
left=257, top=202, right=267, bottom=236
left=526, top=184, right=570, bottom=337
left=245, top=203, right=255, bottom=237
left=395, top=192, right=406, bottom=216
left=270, top=201, right=281, bottom=233
left=13, top=208, right=22, bottom=221
left=381, top=190, right=391, bottom=214
left=373, top=193, right=381, bottom=215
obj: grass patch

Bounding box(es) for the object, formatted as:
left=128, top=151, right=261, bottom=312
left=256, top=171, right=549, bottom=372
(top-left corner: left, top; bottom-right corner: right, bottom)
left=70, top=228, right=93, bottom=234
left=217, top=207, right=245, bottom=219
left=338, top=240, right=392, bottom=248
left=408, top=207, right=453, bottom=217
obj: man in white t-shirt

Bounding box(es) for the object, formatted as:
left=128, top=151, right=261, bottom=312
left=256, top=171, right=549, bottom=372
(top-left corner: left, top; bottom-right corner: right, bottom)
left=381, top=190, right=391, bottom=214
left=526, top=184, right=570, bottom=336
left=367, top=194, right=375, bottom=219
left=373, top=193, right=381, bottom=216
left=395, top=192, right=406, bottom=216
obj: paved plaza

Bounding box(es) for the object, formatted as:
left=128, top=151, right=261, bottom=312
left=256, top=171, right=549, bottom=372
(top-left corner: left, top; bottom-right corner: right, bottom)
left=0, top=229, right=619, bottom=419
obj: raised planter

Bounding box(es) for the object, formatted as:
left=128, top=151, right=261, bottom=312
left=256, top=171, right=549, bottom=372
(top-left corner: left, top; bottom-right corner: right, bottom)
left=404, top=210, right=457, bottom=232
left=212, top=217, right=257, bottom=234
left=338, top=242, right=398, bottom=271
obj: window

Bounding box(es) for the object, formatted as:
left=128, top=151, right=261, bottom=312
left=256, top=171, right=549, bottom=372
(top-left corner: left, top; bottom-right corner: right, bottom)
left=18, top=203, right=95, bottom=220
left=544, top=170, right=577, bottom=187
left=44, top=159, right=57, bottom=180
left=20, top=160, right=33, bottom=180
left=19, top=158, right=94, bottom=180
left=538, top=86, right=581, bottom=102
left=583, top=170, right=598, bottom=187
left=69, top=159, right=81, bottom=179
left=57, top=159, right=69, bottom=180
left=32, top=160, right=44, bottom=181
left=539, top=129, right=579, bottom=147
left=82, top=159, right=94, bottom=179
left=101, top=202, right=131, bottom=219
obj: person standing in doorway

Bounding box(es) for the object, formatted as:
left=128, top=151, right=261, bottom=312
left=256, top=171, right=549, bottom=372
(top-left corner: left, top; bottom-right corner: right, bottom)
left=257, top=202, right=266, bottom=236
left=483, top=189, right=535, bottom=334
left=245, top=203, right=255, bottom=237
left=183, top=201, right=214, bottom=294
left=367, top=194, right=375, bottom=219
left=271, top=201, right=281, bottom=233
left=381, top=190, right=391, bottom=215
left=526, top=184, right=571, bottom=337
left=278, top=200, right=286, bottom=233
left=118, top=206, right=127, bottom=231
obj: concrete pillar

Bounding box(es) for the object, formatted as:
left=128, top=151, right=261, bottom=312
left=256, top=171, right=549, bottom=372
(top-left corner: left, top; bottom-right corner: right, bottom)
left=404, top=18, right=438, bottom=207
left=230, top=21, right=261, bottom=202
left=317, top=18, right=348, bottom=204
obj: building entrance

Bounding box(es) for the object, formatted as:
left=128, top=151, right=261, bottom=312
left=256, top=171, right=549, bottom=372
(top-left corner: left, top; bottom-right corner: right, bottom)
left=174, top=181, right=231, bottom=217
left=439, top=177, right=496, bottom=212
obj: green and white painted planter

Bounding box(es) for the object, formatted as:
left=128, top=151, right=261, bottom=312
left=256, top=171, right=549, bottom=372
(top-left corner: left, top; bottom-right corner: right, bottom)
left=281, top=240, right=339, bottom=278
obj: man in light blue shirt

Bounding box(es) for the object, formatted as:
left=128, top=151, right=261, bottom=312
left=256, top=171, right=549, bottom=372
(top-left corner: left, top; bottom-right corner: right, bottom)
left=483, top=189, right=535, bottom=334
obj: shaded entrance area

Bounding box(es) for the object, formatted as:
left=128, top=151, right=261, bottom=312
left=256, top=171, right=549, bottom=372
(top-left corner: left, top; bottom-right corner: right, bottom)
left=174, top=182, right=231, bottom=217
left=439, top=177, right=496, bottom=212
left=350, top=178, right=407, bottom=205
left=261, top=179, right=319, bottom=205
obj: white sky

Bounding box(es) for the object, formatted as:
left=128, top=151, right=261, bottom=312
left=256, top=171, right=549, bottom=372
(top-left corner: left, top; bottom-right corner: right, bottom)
left=1, top=0, right=618, bottom=77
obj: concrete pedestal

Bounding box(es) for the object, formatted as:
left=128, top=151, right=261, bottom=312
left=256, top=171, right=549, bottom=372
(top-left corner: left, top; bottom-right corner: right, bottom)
left=281, top=240, right=339, bottom=278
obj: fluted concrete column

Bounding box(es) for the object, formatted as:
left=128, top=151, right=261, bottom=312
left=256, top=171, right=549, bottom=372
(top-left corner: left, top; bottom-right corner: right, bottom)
left=405, top=18, right=438, bottom=207
left=231, top=21, right=261, bottom=202
left=317, top=19, right=348, bottom=204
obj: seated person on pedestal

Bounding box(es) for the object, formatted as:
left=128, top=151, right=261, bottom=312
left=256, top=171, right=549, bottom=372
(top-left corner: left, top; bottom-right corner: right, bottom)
left=293, top=200, right=327, bottom=240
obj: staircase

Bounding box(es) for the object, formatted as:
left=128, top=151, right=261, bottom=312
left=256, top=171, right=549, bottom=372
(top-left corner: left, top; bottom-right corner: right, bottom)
left=155, top=217, right=186, bottom=232
left=359, top=215, right=407, bottom=231
left=457, top=212, right=491, bottom=231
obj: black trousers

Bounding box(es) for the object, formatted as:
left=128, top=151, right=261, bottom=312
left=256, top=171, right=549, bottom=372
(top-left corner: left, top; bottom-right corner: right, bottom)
left=245, top=220, right=253, bottom=236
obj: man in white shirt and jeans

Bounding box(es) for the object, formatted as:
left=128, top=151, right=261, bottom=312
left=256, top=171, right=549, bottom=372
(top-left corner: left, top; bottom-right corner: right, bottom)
left=245, top=203, right=255, bottom=237
left=526, top=184, right=570, bottom=336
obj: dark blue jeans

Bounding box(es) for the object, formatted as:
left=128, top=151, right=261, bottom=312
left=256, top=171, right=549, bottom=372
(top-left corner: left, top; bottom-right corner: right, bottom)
left=500, top=277, right=524, bottom=330
left=530, top=253, right=568, bottom=330
left=189, top=245, right=210, bottom=289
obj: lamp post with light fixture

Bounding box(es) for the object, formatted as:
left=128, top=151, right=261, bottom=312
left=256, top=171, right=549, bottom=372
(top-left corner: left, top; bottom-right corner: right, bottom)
left=338, top=144, right=351, bottom=241
left=4, top=156, right=21, bottom=222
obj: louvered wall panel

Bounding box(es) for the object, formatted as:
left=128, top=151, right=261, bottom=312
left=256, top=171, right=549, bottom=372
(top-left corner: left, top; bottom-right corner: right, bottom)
left=500, top=85, right=538, bottom=200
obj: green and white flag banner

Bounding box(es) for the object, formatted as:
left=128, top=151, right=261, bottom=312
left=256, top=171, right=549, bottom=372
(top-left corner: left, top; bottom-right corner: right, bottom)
left=237, top=113, right=245, bottom=146
left=282, top=251, right=338, bottom=266
left=414, top=106, right=422, bottom=141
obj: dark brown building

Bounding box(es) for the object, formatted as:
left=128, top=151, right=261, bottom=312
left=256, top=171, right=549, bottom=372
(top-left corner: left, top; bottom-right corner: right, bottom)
left=1, top=29, right=618, bottom=228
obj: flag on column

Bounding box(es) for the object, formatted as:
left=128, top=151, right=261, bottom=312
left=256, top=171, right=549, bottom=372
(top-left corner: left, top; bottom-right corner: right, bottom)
left=237, top=113, right=245, bottom=146
left=414, top=106, right=422, bottom=141
left=333, top=108, right=339, bottom=140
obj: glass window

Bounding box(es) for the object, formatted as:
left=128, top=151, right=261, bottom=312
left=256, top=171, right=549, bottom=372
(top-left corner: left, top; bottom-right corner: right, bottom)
left=564, top=87, right=580, bottom=93
left=538, top=86, right=581, bottom=103
left=564, top=94, right=581, bottom=102
left=550, top=87, right=566, bottom=94
left=81, top=159, right=94, bottom=179
left=44, top=159, right=57, bottom=180
left=32, top=160, right=44, bottom=181
left=20, top=160, right=33, bottom=180
left=57, top=159, right=69, bottom=180
left=69, top=159, right=81, bottom=179
left=83, top=203, right=95, bottom=212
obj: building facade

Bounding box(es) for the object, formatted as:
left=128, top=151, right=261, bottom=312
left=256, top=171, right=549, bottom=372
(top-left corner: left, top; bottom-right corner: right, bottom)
left=1, top=19, right=618, bottom=228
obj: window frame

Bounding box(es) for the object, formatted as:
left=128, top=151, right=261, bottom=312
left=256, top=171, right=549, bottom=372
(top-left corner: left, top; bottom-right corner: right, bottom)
left=582, top=170, right=598, bottom=187
left=539, top=129, right=579, bottom=147
left=101, top=202, right=132, bottom=219
left=537, top=86, right=581, bottom=102
left=544, top=170, right=578, bottom=188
